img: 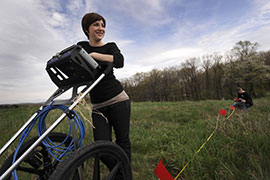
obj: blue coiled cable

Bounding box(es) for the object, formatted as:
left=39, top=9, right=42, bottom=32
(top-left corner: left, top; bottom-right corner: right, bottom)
left=12, top=103, right=85, bottom=180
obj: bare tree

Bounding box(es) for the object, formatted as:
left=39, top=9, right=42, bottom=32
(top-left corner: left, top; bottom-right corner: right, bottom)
left=181, top=58, right=201, bottom=100
left=202, top=55, right=213, bottom=98
left=212, top=54, right=224, bottom=99
left=232, top=41, right=259, bottom=61
left=121, top=40, right=269, bottom=102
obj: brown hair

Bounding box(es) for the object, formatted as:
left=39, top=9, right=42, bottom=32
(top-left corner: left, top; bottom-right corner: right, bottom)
left=81, top=12, right=106, bottom=39
left=236, top=87, right=242, bottom=91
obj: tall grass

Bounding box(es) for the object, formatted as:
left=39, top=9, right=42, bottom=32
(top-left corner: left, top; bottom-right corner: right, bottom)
left=0, top=97, right=269, bottom=179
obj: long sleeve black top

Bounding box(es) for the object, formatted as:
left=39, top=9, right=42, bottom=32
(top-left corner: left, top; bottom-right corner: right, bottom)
left=77, top=41, right=124, bottom=103
left=238, top=91, right=253, bottom=106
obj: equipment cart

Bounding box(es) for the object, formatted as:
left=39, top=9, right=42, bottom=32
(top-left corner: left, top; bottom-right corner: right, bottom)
left=0, top=45, right=132, bottom=180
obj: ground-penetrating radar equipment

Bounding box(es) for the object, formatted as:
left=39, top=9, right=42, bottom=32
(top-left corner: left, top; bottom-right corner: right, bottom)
left=0, top=45, right=132, bottom=180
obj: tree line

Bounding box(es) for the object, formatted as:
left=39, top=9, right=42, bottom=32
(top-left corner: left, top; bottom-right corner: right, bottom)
left=121, top=41, right=270, bottom=102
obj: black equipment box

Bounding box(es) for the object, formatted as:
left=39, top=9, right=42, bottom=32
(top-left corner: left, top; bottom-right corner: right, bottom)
left=46, top=45, right=101, bottom=89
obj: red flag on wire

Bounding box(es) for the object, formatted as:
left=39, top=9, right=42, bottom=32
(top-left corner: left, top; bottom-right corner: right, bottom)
left=230, top=105, right=235, bottom=110
left=154, top=157, right=174, bottom=180
left=219, top=109, right=227, bottom=116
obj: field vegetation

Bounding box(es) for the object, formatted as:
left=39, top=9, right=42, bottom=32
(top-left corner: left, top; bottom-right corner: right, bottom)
left=0, top=96, right=269, bottom=179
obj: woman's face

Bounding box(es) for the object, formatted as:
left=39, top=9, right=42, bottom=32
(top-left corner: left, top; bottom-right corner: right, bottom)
left=88, top=20, right=105, bottom=42
left=237, top=88, right=244, bottom=94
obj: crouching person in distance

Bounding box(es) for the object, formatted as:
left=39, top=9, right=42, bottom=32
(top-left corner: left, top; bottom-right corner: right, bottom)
left=233, top=87, right=253, bottom=110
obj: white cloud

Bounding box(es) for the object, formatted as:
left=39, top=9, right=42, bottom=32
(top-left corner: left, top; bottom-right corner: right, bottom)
left=249, top=26, right=270, bottom=50
left=138, top=47, right=204, bottom=66
left=48, top=12, right=68, bottom=27
left=1, top=0, right=270, bottom=104
left=93, top=0, right=174, bottom=27
left=114, top=0, right=270, bottom=79
left=66, top=0, right=84, bottom=13
left=0, top=0, right=99, bottom=104
left=114, top=43, right=205, bottom=80
left=41, top=0, right=62, bottom=11
left=0, top=0, right=80, bottom=104
left=117, top=40, right=135, bottom=47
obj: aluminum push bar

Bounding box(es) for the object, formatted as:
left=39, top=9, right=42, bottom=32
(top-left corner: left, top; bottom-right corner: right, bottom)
left=0, top=44, right=112, bottom=180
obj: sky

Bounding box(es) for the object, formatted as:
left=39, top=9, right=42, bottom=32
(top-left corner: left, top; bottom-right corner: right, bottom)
left=0, top=0, right=270, bottom=104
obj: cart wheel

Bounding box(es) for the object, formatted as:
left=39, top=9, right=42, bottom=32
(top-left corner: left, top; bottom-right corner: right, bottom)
left=0, top=132, right=73, bottom=180
left=49, top=141, right=132, bottom=180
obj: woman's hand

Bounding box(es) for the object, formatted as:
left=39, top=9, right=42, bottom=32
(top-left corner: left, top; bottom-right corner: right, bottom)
left=239, top=98, right=246, bottom=103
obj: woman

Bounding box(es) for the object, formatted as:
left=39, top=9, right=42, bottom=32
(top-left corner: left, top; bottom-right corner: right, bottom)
left=233, top=87, right=253, bottom=109
left=77, top=12, right=131, bottom=161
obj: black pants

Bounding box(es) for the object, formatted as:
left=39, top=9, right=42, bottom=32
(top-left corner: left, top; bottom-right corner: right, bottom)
left=233, top=102, right=251, bottom=109
left=92, top=100, right=131, bottom=161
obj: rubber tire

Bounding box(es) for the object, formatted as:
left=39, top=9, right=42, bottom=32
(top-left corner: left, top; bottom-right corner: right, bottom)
left=0, top=132, right=72, bottom=180
left=49, top=141, right=132, bottom=180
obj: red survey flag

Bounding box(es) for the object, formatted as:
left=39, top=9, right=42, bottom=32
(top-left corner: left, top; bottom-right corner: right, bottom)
left=154, top=157, right=174, bottom=180
left=230, top=105, right=235, bottom=110
left=219, top=109, right=227, bottom=116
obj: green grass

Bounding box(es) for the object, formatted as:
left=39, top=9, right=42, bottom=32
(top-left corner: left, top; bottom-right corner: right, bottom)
left=0, top=97, right=270, bottom=179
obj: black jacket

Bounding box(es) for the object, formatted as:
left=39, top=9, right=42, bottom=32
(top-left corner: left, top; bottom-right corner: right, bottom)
left=238, top=91, right=253, bottom=107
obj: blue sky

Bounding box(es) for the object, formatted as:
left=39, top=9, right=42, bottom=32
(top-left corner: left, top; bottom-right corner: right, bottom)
left=0, top=0, right=270, bottom=104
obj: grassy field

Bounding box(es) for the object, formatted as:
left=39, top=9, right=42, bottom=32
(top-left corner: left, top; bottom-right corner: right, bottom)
left=0, top=97, right=270, bottom=179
